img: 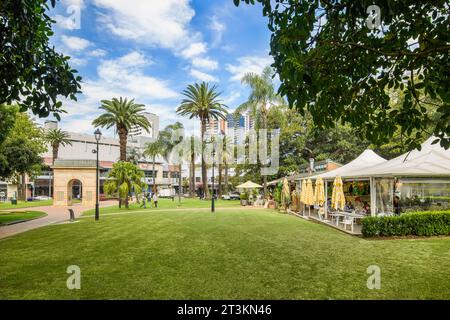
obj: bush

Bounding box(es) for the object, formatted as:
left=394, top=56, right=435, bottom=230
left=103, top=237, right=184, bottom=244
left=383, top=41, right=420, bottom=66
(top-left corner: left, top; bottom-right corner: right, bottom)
left=362, top=211, right=450, bottom=237
left=240, top=192, right=248, bottom=200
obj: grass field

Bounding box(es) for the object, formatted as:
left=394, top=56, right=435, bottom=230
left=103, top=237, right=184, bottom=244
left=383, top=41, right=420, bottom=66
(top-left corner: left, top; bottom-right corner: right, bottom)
left=0, top=211, right=46, bottom=225
left=0, top=200, right=52, bottom=210
left=83, top=198, right=240, bottom=216
left=0, top=208, right=449, bottom=299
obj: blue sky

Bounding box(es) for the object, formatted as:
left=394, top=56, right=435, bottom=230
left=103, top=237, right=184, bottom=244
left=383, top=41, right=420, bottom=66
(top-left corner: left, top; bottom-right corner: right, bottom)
left=45, top=0, right=274, bottom=137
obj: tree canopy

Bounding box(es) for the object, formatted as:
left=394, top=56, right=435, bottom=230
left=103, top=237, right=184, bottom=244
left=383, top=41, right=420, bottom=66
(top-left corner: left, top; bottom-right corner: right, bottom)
left=0, top=0, right=82, bottom=119
left=0, top=106, right=45, bottom=180
left=233, top=0, right=450, bottom=150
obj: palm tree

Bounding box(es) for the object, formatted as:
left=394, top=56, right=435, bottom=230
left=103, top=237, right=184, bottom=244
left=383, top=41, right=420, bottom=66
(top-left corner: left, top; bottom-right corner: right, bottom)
left=104, top=161, right=144, bottom=209
left=221, top=135, right=233, bottom=196
left=188, top=135, right=201, bottom=197
left=176, top=82, right=228, bottom=199
left=158, top=122, right=184, bottom=203
left=92, top=97, right=151, bottom=161
left=143, top=140, right=163, bottom=194
left=237, top=66, right=283, bottom=197
left=127, top=147, right=142, bottom=165
left=44, top=128, right=72, bottom=164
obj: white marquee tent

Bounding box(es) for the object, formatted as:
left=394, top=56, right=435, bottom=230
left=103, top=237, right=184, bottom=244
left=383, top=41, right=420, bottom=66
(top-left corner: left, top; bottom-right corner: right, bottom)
left=310, top=149, right=387, bottom=180
left=349, top=136, right=450, bottom=178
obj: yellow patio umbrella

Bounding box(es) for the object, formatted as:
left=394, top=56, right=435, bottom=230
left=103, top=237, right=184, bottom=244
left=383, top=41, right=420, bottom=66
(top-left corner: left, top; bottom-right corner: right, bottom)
left=300, top=179, right=307, bottom=215
left=236, top=180, right=263, bottom=189
left=305, top=179, right=314, bottom=216
left=281, top=177, right=291, bottom=210
left=314, top=177, right=325, bottom=206
left=331, top=176, right=346, bottom=210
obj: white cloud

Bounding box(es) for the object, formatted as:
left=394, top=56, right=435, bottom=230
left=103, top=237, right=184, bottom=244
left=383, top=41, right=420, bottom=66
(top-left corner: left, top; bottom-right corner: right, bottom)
left=191, top=57, right=218, bottom=70
left=209, top=15, right=226, bottom=47
left=226, top=55, right=274, bottom=82
left=61, top=35, right=92, bottom=51
left=189, top=69, right=218, bottom=82
left=180, top=42, right=207, bottom=59
left=96, top=52, right=175, bottom=100
left=54, top=51, right=180, bottom=136
left=89, top=49, right=107, bottom=57
left=93, top=0, right=196, bottom=50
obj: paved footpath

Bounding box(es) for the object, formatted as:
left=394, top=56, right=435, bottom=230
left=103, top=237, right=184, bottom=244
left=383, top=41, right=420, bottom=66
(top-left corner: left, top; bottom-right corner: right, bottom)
left=0, top=200, right=117, bottom=240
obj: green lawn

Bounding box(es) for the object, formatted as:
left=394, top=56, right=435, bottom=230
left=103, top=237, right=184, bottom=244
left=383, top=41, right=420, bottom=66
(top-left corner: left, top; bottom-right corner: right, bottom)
left=83, top=198, right=240, bottom=216
left=0, top=208, right=449, bottom=299
left=0, top=199, right=52, bottom=210
left=0, top=211, right=46, bottom=225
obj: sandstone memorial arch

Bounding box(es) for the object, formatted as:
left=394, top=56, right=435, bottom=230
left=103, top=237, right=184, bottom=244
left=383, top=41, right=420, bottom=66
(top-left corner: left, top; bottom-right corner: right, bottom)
left=52, top=159, right=98, bottom=207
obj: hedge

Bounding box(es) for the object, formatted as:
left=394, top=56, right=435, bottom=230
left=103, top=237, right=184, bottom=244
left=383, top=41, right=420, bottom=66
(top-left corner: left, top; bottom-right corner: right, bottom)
left=361, top=211, right=450, bottom=237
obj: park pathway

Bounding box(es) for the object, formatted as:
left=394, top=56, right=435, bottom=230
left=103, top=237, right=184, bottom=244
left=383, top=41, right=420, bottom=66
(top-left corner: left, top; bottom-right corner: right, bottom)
left=0, top=200, right=117, bottom=240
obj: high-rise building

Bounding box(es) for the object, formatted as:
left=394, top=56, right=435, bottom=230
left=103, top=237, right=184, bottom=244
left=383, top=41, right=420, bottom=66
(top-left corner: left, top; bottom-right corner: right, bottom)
left=226, top=114, right=245, bottom=145
left=129, top=111, right=159, bottom=139
left=204, top=118, right=227, bottom=138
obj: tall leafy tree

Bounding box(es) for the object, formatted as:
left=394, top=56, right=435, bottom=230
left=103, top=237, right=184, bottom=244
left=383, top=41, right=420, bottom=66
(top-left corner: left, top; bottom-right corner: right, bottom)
left=188, top=135, right=201, bottom=197
left=104, top=161, right=145, bottom=209
left=0, top=109, right=46, bottom=200
left=143, top=140, right=164, bottom=193
left=176, top=82, right=228, bottom=199
left=236, top=66, right=284, bottom=196
left=234, top=0, right=450, bottom=150
left=92, top=97, right=151, bottom=161
left=44, top=129, right=72, bottom=164
left=158, top=122, right=184, bottom=202
left=1, top=0, right=81, bottom=118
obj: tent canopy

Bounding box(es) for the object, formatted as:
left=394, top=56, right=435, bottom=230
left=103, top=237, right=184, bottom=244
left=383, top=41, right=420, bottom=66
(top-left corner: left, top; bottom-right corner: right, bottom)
left=306, top=149, right=387, bottom=180
left=349, top=136, right=450, bottom=178
left=236, top=180, right=263, bottom=189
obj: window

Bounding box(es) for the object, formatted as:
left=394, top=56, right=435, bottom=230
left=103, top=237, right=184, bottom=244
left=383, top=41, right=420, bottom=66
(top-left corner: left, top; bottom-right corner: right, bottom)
left=144, top=171, right=157, bottom=178
left=195, top=177, right=201, bottom=183
left=163, top=171, right=169, bottom=178
left=171, top=172, right=180, bottom=179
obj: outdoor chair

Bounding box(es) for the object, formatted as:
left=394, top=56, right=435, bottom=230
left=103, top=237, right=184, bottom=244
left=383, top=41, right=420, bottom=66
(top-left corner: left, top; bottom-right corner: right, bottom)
left=317, top=209, right=330, bottom=222
left=340, top=215, right=354, bottom=232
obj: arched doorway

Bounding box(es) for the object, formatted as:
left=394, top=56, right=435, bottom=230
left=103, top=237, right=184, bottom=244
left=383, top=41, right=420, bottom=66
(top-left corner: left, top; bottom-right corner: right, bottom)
left=67, top=179, right=82, bottom=206
left=52, top=159, right=97, bottom=207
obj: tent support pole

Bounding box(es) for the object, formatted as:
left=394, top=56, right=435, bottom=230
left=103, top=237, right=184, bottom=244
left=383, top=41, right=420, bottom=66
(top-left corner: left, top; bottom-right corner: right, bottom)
left=324, top=180, right=328, bottom=219
left=370, top=177, right=376, bottom=216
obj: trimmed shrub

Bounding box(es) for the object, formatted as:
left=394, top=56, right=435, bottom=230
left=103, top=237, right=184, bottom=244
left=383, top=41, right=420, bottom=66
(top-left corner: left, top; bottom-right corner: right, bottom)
left=362, top=211, right=450, bottom=237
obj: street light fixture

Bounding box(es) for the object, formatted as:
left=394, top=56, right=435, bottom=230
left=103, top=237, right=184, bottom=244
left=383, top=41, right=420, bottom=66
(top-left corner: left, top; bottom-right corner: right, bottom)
left=94, top=129, right=102, bottom=221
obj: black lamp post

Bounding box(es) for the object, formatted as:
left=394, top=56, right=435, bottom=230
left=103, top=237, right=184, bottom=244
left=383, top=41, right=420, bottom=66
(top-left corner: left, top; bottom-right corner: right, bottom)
left=94, top=129, right=102, bottom=221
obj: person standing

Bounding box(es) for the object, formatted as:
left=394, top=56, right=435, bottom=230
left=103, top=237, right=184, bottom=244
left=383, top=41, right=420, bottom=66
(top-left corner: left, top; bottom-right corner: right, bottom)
left=140, top=193, right=147, bottom=209
left=153, top=193, right=158, bottom=208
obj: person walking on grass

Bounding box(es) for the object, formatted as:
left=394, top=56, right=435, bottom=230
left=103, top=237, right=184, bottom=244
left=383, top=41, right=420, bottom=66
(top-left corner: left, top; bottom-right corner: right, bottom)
left=153, top=193, right=158, bottom=208
left=140, top=193, right=147, bottom=209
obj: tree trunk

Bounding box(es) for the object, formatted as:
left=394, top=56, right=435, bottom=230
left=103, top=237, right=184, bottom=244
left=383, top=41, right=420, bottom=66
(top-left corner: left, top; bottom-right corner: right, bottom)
left=201, top=119, right=209, bottom=199
left=178, top=163, right=182, bottom=203
left=152, top=156, right=156, bottom=194
left=218, top=162, right=222, bottom=198
left=52, top=144, right=59, bottom=165
left=262, top=110, right=268, bottom=198
left=19, top=174, right=27, bottom=201
left=189, top=136, right=195, bottom=197
left=118, top=127, right=128, bottom=161
left=224, top=160, right=229, bottom=195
